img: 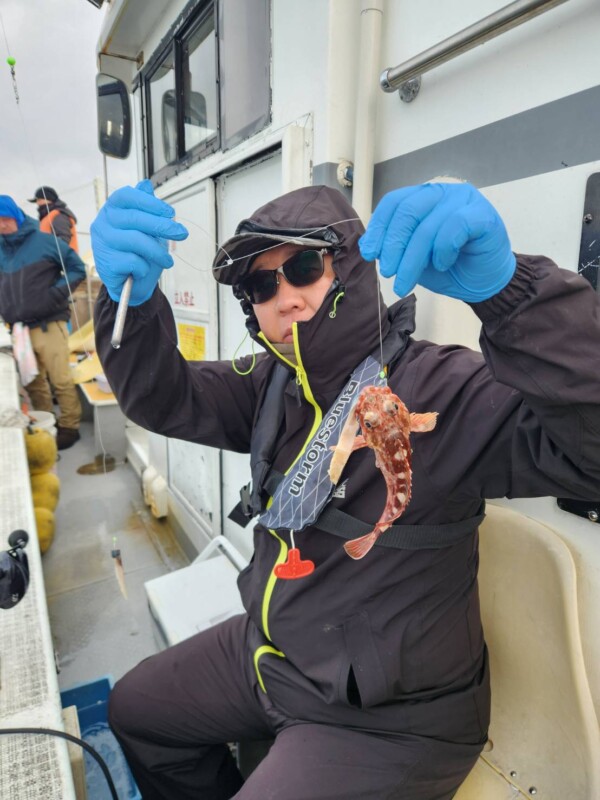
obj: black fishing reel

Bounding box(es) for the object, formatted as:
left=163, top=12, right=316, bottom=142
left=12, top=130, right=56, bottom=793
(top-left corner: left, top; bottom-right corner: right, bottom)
left=0, top=530, right=30, bottom=609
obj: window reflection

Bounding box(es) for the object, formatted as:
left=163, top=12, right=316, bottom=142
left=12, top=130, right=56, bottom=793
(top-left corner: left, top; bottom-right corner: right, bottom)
left=149, top=49, right=176, bottom=170
left=183, top=15, right=217, bottom=153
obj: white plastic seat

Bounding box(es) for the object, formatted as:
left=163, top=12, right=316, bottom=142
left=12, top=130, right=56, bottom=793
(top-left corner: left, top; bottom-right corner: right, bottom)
left=456, top=504, right=600, bottom=799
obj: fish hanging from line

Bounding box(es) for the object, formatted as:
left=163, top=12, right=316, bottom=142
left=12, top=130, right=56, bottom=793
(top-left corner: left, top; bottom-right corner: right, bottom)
left=329, top=385, right=438, bottom=560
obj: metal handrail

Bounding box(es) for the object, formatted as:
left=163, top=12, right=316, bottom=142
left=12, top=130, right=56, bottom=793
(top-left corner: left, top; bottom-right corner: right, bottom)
left=380, top=0, right=570, bottom=93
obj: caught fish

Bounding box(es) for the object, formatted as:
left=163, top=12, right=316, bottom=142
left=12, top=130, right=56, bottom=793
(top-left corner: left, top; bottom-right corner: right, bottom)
left=329, top=385, right=438, bottom=560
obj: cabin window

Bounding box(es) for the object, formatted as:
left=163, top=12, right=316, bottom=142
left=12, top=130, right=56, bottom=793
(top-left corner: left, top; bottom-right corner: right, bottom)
left=147, top=48, right=177, bottom=172
left=141, top=0, right=270, bottom=183
left=182, top=14, right=218, bottom=154
left=219, top=0, right=270, bottom=151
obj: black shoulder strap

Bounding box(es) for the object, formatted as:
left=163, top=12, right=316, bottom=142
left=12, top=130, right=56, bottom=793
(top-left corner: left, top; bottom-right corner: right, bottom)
left=228, top=364, right=289, bottom=527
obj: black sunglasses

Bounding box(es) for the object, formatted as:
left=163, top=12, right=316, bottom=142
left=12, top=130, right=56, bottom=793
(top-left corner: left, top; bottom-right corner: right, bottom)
left=239, top=249, right=328, bottom=305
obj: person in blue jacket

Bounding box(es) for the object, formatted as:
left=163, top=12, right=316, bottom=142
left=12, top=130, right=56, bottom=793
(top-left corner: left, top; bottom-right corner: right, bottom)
left=0, top=195, right=86, bottom=449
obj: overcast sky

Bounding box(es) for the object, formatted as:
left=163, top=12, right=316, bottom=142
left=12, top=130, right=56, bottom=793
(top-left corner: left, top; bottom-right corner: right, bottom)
left=0, top=0, right=137, bottom=254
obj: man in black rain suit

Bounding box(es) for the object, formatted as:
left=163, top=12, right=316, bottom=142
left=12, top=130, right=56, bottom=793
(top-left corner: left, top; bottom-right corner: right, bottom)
left=91, top=179, right=600, bottom=799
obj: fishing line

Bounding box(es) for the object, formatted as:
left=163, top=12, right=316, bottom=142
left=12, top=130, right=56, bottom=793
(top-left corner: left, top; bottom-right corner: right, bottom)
left=172, top=215, right=363, bottom=274
left=0, top=9, right=18, bottom=103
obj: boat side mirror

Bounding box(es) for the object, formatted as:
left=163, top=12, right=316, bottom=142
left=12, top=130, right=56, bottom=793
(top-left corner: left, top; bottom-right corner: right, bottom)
left=96, top=73, right=131, bottom=159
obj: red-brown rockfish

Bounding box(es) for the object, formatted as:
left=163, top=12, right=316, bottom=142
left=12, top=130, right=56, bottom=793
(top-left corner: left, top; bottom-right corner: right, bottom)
left=329, top=385, right=438, bottom=560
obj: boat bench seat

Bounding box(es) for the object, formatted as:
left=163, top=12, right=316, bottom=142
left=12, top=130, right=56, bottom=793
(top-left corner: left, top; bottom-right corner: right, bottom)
left=455, top=504, right=600, bottom=799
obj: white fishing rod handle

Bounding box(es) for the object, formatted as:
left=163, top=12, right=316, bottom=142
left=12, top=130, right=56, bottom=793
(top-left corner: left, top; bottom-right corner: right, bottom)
left=110, top=275, right=133, bottom=349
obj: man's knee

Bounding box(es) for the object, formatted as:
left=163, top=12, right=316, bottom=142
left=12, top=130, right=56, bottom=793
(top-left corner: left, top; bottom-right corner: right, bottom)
left=108, top=670, right=142, bottom=738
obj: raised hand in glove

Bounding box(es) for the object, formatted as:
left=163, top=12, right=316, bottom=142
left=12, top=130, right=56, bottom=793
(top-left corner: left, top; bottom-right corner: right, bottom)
left=91, top=179, right=189, bottom=306
left=359, top=182, right=516, bottom=302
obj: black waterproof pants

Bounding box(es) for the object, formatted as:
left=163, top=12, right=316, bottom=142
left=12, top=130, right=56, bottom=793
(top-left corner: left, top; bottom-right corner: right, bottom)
left=108, top=614, right=483, bottom=800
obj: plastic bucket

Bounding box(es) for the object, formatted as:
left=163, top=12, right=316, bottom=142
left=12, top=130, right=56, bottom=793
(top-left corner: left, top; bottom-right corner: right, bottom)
left=61, top=676, right=141, bottom=800
left=29, top=410, right=57, bottom=438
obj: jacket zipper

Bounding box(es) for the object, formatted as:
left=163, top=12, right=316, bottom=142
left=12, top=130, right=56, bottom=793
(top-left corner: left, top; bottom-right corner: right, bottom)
left=253, top=324, right=323, bottom=690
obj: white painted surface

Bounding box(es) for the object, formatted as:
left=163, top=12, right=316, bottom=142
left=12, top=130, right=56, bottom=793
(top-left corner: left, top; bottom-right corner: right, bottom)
left=0, top=355, right=75, bottom=799
left=377, top=0, right=600, bottom=162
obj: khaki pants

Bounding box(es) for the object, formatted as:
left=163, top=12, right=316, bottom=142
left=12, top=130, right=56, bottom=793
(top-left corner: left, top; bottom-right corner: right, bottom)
left=27, top=321, right=81, bottom=430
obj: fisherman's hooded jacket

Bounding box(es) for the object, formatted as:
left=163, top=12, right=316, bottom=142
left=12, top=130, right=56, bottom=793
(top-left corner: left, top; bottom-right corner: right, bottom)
left=0, top=215, right=86, bottom=327
left=95, top=185, right=600, bottom=745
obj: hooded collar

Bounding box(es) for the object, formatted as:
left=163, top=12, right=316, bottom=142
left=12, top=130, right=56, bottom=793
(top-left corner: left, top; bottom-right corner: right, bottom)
left=233, top=186, right=402, bottom=407
left=0, top=215, right=39, bottom=248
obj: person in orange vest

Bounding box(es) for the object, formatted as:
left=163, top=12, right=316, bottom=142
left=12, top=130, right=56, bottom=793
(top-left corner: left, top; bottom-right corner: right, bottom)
left=28, top=186, right=79, bottom=253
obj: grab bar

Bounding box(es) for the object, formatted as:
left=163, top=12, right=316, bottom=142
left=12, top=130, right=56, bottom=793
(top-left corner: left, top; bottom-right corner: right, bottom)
left=380, top=0, right=570, bottom=93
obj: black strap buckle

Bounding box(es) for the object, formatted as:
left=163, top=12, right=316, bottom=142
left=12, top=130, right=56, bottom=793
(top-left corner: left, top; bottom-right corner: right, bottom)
left=227, top=482, right=255, bottom=528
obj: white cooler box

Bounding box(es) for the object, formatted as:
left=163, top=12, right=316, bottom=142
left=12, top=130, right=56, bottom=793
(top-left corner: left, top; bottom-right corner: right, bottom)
left=145, top=536, right=248, bottom=650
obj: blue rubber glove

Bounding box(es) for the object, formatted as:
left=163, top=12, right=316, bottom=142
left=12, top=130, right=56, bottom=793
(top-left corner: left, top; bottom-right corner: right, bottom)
left=91, top=179, right=189, bottom=306
left=359, top=182, right=516, bottom=302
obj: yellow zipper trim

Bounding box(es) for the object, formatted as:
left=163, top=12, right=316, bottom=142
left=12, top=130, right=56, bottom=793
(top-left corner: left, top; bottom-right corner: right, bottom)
left=257, top=330, right=296, bottom=370
left=252, top=324, right=323, bottom=692
left=254, top=645, right=285, bottom=693
left=262, top=528, right=288, bottom=640
left=287, top=321, right=323, bottom=467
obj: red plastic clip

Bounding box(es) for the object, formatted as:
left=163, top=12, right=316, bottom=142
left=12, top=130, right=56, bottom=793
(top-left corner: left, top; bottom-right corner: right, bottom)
left=274, top=548, right=315, bottom=580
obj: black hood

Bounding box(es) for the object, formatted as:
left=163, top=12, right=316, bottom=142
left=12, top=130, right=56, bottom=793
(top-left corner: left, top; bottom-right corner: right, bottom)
left=221, top=185, right=397, bottom=403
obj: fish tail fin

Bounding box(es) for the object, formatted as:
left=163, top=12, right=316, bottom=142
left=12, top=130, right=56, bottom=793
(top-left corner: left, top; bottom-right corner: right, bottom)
left=344, top=530, right=379, bottom=560
left=410, top=411, right=438, bottom=433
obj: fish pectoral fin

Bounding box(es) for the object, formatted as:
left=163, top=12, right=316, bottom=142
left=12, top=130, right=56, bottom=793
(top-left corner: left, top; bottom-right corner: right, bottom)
left=409, top=411, right=438, bottom=433
left=352, top=435, right=368, bottom=451
left=329, top=404, right=360, bottom=484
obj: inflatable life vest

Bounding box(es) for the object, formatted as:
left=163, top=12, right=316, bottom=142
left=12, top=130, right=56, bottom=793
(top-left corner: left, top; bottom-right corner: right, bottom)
left=40, top=209, right=79, bottom=253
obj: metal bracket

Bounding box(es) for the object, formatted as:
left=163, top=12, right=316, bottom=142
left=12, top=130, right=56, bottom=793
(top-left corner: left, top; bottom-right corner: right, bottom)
left=557, top=498, right=600, bottom=523
left=398, top=76, right=421, bottom=103
left=336, top=160, right=354, bottom=188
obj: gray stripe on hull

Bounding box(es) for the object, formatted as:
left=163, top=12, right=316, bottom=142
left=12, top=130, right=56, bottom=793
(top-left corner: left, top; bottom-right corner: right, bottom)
left=314, top=85, right=600, bottom=206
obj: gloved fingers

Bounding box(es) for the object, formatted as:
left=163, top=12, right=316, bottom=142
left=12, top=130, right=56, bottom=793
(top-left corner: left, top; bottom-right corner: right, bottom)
left=107, top=184, right=176, bottom=219
left=95, top=227, right=174, bottom=271
left=134, top=180, right=189, bottom=240
left=100, top=252, right=155, bottom=287
left=432, top=202, right=498, bottom=271
left=136, top=179, right=155, bottom=195
left=358, top=186, right=422, bottom=263
left=102, top=204, right=189, bottom=241
left=418, top=266, right=460, bottom=298
left=389, top=198, right=456, bottom=295
left=377, top=184, right=445, bottom=279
